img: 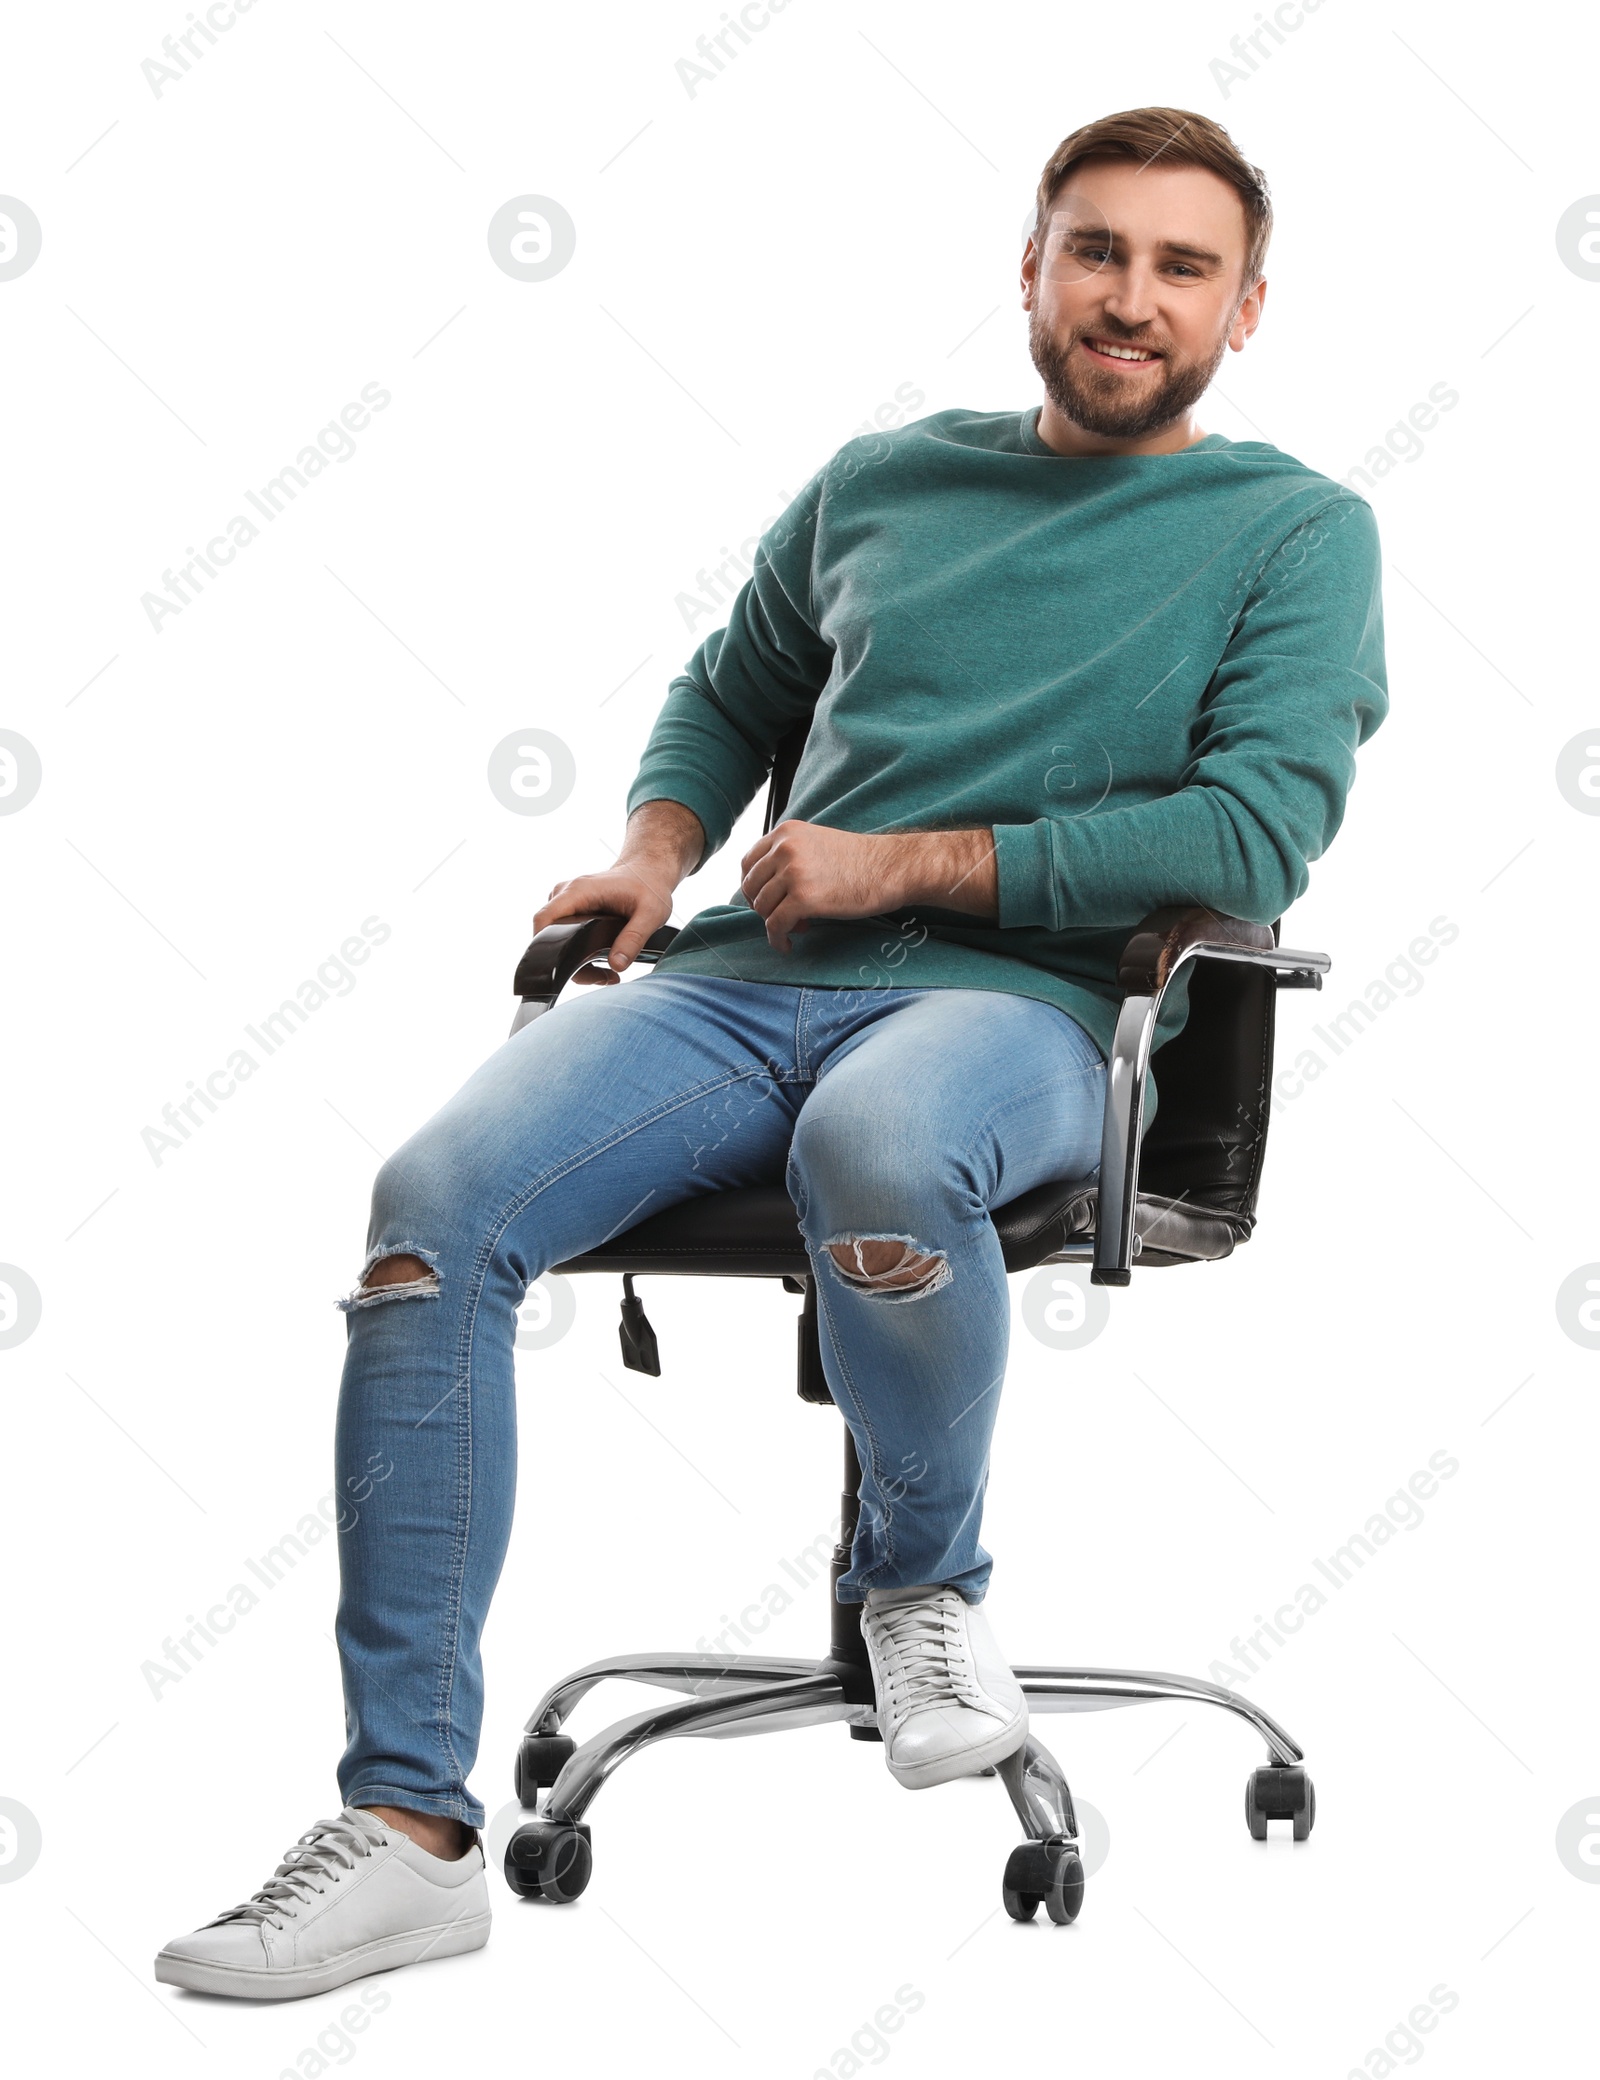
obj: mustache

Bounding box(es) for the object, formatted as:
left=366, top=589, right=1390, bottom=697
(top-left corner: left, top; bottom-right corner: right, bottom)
left=1075, top=325, right=1169, bottom=354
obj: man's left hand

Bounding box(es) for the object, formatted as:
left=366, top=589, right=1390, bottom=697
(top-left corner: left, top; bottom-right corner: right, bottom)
left=739, top=819, right=996, bottom=953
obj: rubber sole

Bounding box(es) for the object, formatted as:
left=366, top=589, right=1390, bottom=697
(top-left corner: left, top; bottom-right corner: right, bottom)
left=154, top=1911, right=491, bottom=2002
left=885, top=1711, right=1029, bottom=1791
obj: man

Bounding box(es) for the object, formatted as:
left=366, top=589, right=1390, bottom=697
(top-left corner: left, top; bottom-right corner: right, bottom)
left=156, top=104, right=1386, bottom=2000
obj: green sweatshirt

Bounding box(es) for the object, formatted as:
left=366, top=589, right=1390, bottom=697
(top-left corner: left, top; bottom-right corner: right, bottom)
left=627, top=405, right=1387, bottom=1119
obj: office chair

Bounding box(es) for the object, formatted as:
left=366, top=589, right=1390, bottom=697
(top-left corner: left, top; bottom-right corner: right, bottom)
left=500, top=722, right=1330, bottom=1926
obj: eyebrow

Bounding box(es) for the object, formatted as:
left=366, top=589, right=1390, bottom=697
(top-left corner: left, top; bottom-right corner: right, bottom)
left=1154, top=239, right=1226, bottom=264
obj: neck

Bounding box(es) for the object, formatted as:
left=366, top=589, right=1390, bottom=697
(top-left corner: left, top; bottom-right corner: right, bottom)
left=1033, top=400, right=1208, bottom=458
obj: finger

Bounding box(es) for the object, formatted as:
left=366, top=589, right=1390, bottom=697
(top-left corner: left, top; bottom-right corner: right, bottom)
left=739, top=830, right=775, bottom=879
left=533, top=882, right=641, bottom=936
left=746, top=866, right=790, bottom=921
left=740, top=848, right=783, bottom=907
left=532, top=884, right=594, bottom=933
left=606, top=909, right=664, bottom=971
left=762, top=893, right=812, bottom=952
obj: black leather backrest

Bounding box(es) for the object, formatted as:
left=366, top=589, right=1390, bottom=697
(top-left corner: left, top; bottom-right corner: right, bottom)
left=1140, top=955, right=1277, bottom=1228
left=764, top=718, right=1277, bottom=1232
left=764, top=721, right=811, bottom=831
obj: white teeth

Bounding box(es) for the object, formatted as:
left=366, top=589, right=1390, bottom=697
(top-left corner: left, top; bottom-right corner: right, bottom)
left=1092, top=340, right=1156, bottom=361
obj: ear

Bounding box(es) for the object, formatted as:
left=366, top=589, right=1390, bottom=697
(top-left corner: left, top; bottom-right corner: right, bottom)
left=1228, top=274, right=1267, bottom=352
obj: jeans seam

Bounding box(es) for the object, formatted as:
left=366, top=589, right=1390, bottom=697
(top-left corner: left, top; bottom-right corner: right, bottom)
left=436, top=1294, right=475, bottom=1799
left=969, top=1056, right=1106, bottom=1172
left=969, top=1043, right=1103, bottom=1131
left=812, top=1256, right=897, bottom=1592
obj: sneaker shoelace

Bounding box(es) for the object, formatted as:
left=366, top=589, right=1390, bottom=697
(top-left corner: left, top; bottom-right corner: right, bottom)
left=867, top=1593, right=980, bottom=1713
left=208, top=1808, right=391, bottom=1931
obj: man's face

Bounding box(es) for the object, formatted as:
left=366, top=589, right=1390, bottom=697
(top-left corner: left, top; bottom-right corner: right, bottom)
left=1022, top=156, right=1264, bottom=442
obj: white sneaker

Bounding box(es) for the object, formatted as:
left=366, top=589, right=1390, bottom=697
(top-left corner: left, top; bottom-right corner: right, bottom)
left=154, top=1806, right=490, bottom=2002
left=862, top=1584, right=1028, bottom=1789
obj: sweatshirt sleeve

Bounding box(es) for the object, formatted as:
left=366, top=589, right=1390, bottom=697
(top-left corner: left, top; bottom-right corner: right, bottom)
left=625, top=467, right=837, bottom=871
left=991, top=493, right=1389, bottom=931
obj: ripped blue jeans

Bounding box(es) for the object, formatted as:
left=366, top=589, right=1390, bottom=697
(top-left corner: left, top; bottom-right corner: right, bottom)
left=332, top=972, right=1104, bottom=1825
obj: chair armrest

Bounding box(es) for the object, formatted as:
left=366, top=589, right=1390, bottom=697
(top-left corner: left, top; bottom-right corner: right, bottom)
left=1116, top=904, right=1330, bottom=993
left=509, top=916, right=679, bottom=1036
left=1092, top=905, right=1331, bottom=1287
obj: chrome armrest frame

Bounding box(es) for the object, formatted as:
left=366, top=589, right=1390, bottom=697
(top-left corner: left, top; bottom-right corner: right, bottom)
left=1091, top=938, right=1331, bottom=1287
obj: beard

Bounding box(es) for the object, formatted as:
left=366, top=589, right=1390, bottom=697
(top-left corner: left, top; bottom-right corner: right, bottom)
left=1028, top=302, right=1231, bottom=442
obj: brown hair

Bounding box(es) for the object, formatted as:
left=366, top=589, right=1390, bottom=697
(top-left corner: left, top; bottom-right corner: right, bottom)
left=1033, top=106, right=1272, bottom=295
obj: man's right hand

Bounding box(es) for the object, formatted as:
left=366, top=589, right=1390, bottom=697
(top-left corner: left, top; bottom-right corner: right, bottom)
left=531, top=799, right=705, bottom=984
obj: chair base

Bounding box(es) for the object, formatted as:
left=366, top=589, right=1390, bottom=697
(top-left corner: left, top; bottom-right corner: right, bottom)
left=503, top=1643, right=1314, bottom=1918
left=503, top=1424, right=1314, bottom=1919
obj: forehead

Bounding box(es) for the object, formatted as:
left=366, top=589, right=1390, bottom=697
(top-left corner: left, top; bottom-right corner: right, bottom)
left=1046, top=155, right=1249, bottom=257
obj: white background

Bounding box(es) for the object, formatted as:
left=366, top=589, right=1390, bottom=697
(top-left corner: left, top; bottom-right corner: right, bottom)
left=3, top=1, right=1596, bottom=2074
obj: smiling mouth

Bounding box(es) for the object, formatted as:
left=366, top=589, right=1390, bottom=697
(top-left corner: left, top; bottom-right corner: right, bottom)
left=1080, top=336, right=1163, bottom=369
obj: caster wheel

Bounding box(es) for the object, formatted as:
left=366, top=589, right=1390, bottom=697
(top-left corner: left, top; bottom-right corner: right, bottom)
left=515, top=1733, right=577, bottom=1805
left=1245, top=1766, right=1315, bottom=1842
left=1002, top=1839, right=1084, bottom=1925
left=504, top=1819, right=593, bottom=1902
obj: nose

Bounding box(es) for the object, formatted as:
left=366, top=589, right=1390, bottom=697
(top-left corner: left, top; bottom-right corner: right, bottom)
left=1098, top=261, right=1162, bottom=329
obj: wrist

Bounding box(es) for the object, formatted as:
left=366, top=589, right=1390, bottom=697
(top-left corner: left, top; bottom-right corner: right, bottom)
left=621, top=799, right=704, bottom=890
left=890, top=830, right=995, bottom=914
left=880, top=833, right=931, bottom=910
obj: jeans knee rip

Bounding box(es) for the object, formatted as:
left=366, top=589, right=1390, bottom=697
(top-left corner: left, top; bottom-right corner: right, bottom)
left=822, top=1232, right=951, bottom=1304
left=335, top=1242, right=443, bottom=1313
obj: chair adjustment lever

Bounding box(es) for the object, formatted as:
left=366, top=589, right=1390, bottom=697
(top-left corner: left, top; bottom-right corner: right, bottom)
left=618, top=1275, right=661, bottom=1377
left=796, top=1278, right=832, bottom=1406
